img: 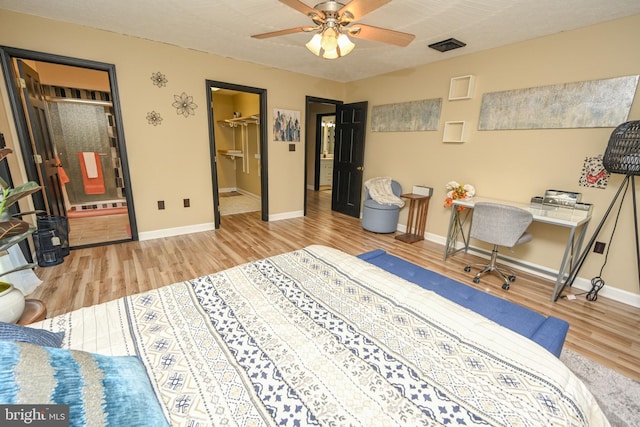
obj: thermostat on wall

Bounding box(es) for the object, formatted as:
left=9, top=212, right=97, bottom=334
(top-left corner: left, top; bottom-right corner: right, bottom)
left=412, top=185, right=433, bottom=197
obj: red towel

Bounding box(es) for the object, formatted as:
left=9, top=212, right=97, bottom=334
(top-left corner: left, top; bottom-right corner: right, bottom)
left=78, top=152, right=105, bottom=194
left=56, top=157, right=70, bottom=185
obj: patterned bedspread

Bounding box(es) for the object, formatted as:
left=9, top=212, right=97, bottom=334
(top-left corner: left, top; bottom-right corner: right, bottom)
left=35, top=245, right=608, bottom=426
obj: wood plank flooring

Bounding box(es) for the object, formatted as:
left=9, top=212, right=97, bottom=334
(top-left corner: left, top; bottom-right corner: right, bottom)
left=30, top=190, right=640, bottom=382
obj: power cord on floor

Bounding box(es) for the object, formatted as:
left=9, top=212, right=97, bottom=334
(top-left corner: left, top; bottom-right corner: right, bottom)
left=587, top=276, right=605, bottom=301
left=565, top=275, right=605, bottom=301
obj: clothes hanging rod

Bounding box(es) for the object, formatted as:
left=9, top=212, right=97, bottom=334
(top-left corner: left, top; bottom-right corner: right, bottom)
left=45, top=96, right=113, bottom=107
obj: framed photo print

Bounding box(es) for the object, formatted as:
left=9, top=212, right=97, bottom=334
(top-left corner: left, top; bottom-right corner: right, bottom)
left=273, top=109, right=301, bottom=142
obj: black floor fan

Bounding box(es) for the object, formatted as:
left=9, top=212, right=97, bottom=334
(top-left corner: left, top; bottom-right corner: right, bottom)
left=555, top=120, right=640, bottom=301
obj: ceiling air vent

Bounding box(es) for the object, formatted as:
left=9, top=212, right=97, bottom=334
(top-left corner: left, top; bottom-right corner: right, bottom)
left=428, top=38, right=466, bottom=52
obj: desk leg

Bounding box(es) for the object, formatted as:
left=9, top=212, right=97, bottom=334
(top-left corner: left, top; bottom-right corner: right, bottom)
left=551, top=221, right=590, bottom=301
left=443, top=209, right=470, bottom=262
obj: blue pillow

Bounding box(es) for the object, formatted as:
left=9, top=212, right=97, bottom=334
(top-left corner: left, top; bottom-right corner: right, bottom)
left=0, top=321, right=64, bottom=347
left=0, top=340, right=169, bottom=427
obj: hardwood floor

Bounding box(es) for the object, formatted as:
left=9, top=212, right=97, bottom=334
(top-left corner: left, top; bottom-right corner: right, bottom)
left=30, top=190, right=640, bottom=382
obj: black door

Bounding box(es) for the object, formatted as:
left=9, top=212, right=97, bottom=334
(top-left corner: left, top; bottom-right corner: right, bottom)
left=16, top=60, right=66, bottom=217
left=331, top=101, right=367, bottom=218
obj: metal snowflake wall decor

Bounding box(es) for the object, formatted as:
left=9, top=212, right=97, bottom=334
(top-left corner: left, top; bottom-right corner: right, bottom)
left=172, top=92, right=198, bottom=118
left=151, top=72, right=168, bottom=88
left=146, top=111, right=163, bottom=126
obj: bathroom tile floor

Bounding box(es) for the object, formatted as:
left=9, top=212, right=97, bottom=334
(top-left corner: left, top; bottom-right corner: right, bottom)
left=68, top=214, right=131, bottom=246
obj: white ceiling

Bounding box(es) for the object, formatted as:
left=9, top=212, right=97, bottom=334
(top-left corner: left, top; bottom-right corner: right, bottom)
left=2, top=0, right=640, bottom=83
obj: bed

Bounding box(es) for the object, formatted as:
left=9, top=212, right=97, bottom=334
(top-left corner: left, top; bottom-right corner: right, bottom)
left=3, top=245, right=608, bottom=426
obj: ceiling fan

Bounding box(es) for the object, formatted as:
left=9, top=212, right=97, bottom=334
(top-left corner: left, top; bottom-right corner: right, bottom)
left=251, top=0, right=415, bottom=59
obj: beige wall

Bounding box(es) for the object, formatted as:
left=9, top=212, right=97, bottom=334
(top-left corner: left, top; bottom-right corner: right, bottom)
left=347, top=14, right=640, bottom=295
left=1, top=10, right=640, bottom=297
left=0, top=10, right=345, bottom=233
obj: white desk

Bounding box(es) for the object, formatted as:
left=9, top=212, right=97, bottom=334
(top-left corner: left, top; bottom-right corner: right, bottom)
left=443, top=197, right=592, bottom=301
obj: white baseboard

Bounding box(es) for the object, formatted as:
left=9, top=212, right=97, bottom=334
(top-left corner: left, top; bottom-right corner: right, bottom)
left=219, top=188, right=260, bottom=200
left=138, top=222, right=215, bottom=241
left=423, top=231, right=640, bottom=308
left=269, top=210, right=304, bottom=221
left=139, top=208, right=303, bottom=240
left=236, top=188, right=260, bottom=199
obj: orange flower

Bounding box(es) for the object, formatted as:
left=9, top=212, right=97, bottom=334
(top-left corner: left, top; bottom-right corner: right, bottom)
left=444, top=181, right=475, bottom=211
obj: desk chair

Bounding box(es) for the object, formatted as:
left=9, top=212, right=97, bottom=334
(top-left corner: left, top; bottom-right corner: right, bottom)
left=464, top=202, right=533, bottom=290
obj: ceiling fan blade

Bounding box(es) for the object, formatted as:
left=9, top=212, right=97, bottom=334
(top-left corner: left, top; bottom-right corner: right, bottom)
left=349, top=24, right=415, bottom=47
left=279, top=0, right=325, bottom=19
left=338, top=0, right=390, bottom=20
left=251, top=26, right=314, bottom=39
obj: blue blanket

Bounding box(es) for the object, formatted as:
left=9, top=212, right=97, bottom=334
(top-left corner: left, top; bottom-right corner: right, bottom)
left=358, top=249, right=569, bottom=357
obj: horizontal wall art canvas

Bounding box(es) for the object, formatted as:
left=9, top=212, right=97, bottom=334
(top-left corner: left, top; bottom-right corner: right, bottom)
left=478, top=75, right=639, bottom=130
left=371, top=98, right=442, bottom=132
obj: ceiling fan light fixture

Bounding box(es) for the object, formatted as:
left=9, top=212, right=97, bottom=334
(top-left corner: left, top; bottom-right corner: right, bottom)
left=253, top=0, right=416, bottom=60
left=306, top=33, right=323, bottom=56
left=322, top=48, right=340, bottom=60
left=306, top=23, right=354, bottom=60
left=336, top=33, right=355, bottom=56
left=320, top=27, right=339, bottom=51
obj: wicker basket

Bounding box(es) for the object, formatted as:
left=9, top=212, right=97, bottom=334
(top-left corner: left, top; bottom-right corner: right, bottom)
left=603, top=120, right=640, bottom=175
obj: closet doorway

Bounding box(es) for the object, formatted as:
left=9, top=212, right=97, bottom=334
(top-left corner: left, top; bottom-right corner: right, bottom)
left=0, top=47, right=137, bottom=248
left=206, top=81, right=268, bottom=228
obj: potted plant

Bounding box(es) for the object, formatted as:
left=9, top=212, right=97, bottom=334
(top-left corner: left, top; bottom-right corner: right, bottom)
left=0, top=147, right=41, bottom=323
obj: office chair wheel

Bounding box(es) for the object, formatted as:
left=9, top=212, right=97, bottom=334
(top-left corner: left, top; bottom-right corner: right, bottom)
left=473, top=277, right=480, bottom=284
left=464, top=265, right=471, bottom=272
left=508, top=275, right=516, bottom=282
left=502, top=283, right=510, bottom=290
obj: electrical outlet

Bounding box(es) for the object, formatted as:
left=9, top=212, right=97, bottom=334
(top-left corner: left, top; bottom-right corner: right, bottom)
left=157, top=200, right=165, bottom=210
left=183, top=198, right=190, bottom=208
left=594, top=241, right=606, bottom=254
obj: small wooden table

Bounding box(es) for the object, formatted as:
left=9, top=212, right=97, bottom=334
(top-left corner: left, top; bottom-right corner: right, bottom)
left=17, top=299, right=47, bottom=325
left=395, top=193, right=431, bottom=243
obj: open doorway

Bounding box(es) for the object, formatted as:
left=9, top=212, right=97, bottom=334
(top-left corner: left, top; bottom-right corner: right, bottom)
left=304, top=97, right=369, bottom=219
left=0, top=47, right=137, bottom=248
left=304, top=97, right=339, bottom=215
left=206, top=81, right=268, bottom=228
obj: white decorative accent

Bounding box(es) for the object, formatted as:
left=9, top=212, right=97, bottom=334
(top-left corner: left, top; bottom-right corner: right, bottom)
left=443, top=121, right=467, bottom=142
left=0, top=283, right=25, bottom=323
left=449, top=75, right=475, bottom=100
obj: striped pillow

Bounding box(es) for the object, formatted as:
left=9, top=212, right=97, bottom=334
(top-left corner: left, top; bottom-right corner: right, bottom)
left=0, top=340, right=169, bottom=427
left=0, top=322, right=64, bottom=347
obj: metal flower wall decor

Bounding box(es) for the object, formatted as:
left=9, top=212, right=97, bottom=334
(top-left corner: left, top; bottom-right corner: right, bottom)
left=146, top=111, right=163, bottom=126
left=172, top=92, right=198, bottom=118
left=151, top=72, right=168, bottom=88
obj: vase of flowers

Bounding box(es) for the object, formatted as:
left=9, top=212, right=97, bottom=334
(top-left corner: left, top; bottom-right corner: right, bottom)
left=443, top=181, right=475, bottom=255
left=443, top=181, right=476, bottom=210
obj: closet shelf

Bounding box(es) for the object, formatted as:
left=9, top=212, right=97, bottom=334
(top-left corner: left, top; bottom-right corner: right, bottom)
left=218, top=150, right=244, bottom=159
left=218, top=115, right=260, bottom=127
